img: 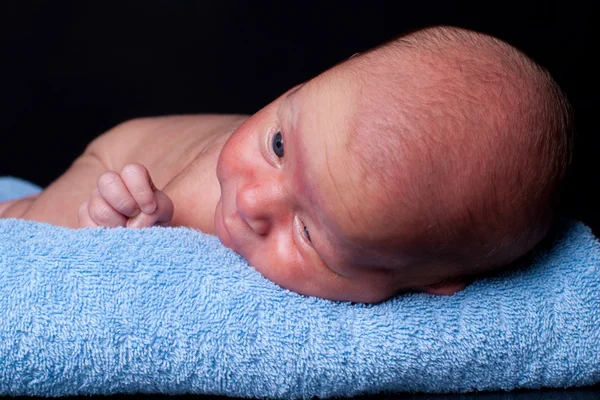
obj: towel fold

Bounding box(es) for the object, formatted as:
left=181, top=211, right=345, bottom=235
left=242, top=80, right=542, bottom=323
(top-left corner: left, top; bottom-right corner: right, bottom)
left=0, top=176, right=599, bottom=398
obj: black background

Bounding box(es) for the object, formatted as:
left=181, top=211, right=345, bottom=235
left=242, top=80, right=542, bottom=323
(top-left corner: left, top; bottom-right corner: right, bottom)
left=0, top=1, right=599, bottom=398
left=0, top=0, right=597, bottom=231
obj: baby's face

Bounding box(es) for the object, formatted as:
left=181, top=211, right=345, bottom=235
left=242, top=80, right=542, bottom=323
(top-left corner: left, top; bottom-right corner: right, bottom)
left=215, top=64, right=403, bottom=303
left=214, top=61, right=451, bottom=303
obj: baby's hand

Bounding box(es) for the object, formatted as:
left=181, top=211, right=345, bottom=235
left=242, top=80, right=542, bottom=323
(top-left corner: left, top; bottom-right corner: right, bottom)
left=78, top=164, right=174, bottom=228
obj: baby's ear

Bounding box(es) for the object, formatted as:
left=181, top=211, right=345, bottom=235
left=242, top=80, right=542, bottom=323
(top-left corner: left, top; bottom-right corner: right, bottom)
left=418, top=279, right=468, bottom=296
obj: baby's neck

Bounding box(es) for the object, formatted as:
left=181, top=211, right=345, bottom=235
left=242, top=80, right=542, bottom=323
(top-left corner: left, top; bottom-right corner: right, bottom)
left=164, top=117, right=247, bottom=234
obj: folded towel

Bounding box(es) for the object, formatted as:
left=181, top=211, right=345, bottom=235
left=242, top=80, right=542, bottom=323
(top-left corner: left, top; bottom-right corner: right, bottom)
left=0, top=176, right=599, bottom=398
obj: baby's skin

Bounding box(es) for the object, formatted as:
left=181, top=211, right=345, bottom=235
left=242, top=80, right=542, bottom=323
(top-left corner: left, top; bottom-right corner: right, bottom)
left=1, top=26, right=571, bottom=303
left=0, top=113, right=245, bottom=234
left=1, top=75, right=427, bottom=303
left=2, top=79, right=414, bottom=303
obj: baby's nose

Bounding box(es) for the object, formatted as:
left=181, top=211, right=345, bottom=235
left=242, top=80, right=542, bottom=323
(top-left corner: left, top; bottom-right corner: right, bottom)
left=236, top=183, right=286, bottom=235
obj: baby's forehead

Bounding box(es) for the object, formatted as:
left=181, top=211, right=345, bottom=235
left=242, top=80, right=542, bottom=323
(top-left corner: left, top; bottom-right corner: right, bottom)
left=305, top=161, right=397, bottom=262
left=293, top=75, right=388, bottom=199
left=289, top=60, right=415, bottom=234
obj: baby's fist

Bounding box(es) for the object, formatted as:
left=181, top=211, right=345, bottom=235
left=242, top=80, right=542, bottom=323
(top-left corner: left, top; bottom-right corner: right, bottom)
left=78, top=164, right=174, bottom=228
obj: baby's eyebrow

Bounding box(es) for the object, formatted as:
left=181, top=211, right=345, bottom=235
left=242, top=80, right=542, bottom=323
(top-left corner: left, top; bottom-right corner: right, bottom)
left=287, top=116, right=308, bottom=203
left=286, top=84, right=303, bottom=102
left=279, top=87, right=325, bottom=241
left=282, top=91, right=340, bottom=272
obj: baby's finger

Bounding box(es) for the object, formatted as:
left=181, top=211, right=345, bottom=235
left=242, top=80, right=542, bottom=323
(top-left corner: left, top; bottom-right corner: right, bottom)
left=126, top=211, right=155, bottom=229
left=88, top=188, right=128, bottom=227
left=97, top=171, right=140, bottom=218
left=126, top=189, right=174, bottom=228
left=77, top=201, right=99, bottom=228
left=154, top=189, right=174, bottom=223
left=120, top=164, right=157, bottom=215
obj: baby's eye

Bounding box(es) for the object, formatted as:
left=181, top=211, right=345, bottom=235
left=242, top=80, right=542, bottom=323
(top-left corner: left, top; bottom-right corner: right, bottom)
left=272, top=131, right=284, bottom=158
left=303, top=223, right=312, bottom=243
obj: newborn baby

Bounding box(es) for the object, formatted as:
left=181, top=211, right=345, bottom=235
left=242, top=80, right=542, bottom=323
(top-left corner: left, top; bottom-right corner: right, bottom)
left=0, top=26, right=572, bottom=303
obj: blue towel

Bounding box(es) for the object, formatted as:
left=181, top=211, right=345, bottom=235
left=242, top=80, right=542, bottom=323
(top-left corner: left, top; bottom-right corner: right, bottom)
left=0, top=176, right=42, bottom=201
left=0, top=176, right=599, bottom=397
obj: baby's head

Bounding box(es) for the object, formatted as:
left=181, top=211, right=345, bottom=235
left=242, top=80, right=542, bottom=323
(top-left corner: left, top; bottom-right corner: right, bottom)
left=215, top=26, right=573, bottom=303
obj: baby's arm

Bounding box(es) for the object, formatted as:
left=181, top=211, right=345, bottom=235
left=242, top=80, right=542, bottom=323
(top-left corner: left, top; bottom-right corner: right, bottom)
left=9, top=115, right=245, bottom=228
left=11, top=119, right=166, bottom=228
left=9, top=152, right=107, bottom=228
left=78, top=164, right=173, bottom=228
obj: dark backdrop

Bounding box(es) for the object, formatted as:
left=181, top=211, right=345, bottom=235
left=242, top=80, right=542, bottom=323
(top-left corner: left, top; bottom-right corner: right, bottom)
left=0, top=1, right=597, bottom=230
left=0, top=1, right=599, bottom=398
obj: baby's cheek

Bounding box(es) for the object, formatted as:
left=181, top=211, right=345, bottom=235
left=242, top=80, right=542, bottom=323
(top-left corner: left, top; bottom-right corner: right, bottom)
left=248, top=240, right=305, bottom=289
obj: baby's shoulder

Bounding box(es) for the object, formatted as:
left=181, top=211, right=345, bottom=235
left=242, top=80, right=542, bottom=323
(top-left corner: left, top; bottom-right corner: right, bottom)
left=86, top=114, right=248, bottom=188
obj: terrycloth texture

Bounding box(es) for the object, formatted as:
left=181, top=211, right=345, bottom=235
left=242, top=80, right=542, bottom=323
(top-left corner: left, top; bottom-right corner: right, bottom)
left=0, top=177, right=599, bottom=398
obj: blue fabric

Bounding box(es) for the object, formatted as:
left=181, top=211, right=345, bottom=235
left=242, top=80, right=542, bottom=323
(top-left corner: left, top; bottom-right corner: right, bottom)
left=0, top=176, right=599, bottom=397
left=0, top=176, right=42, bottom=201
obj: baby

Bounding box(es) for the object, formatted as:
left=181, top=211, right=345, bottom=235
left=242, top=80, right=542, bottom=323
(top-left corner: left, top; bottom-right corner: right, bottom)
left=0, top=26, right=572, bottom=303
